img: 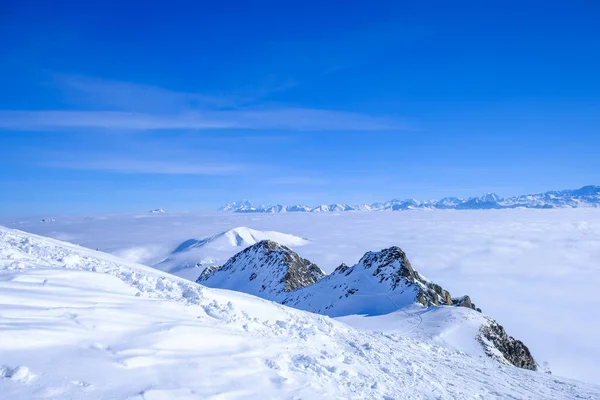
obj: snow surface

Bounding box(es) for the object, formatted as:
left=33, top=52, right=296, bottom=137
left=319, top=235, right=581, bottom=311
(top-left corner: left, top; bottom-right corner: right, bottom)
left=338, top=306, right=491, bottom=360
left=2, top=225, right=599, bottom=399
left=4, top=208, right=600, bottom=385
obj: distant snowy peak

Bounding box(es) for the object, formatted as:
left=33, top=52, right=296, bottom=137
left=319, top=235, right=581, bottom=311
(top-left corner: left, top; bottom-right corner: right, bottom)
left=219, top=200, right=257, bottom=212
left=172, top=226, right=308, bottom=253
left=198, top=241, right=537, bottom=371
left=311, top=204, right=330, bottom=213
left=197, top=240, right=325, bottom=297
left=219, top=185, right=600, bottom=212
left=435, top=197, right=465, bottom=209
left=149, top=208, right=167, bottom=214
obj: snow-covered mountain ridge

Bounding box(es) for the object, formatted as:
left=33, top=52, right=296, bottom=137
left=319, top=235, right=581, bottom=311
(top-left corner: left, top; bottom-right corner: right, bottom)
left=198, top=240, right=536, bottom=370
left=220, top=185, right=600, bottom=212
left=197, top=240, right=325, bottom=297
left=2, top=226, right=599, bottom=398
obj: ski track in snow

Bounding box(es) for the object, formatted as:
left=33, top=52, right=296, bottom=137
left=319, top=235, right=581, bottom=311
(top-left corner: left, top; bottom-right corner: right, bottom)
left=1, top=226, right=600, bottom=399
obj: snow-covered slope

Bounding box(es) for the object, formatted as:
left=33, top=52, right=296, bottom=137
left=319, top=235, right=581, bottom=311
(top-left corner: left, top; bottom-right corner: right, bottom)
left=1, top=226, right=599, bottom=399
left=199, top=242, right=537, bottom=371
left=154, top=227, right=308, bottom=280
left=220, top=185, right=600, bottom=212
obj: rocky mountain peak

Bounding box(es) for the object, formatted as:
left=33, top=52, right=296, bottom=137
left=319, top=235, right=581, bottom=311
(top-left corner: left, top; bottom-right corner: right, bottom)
left=357, top=246, right=418, bottom=283
left=353, top=246, right=452, bottom=307
left=196, top=240, right=325, bottom=297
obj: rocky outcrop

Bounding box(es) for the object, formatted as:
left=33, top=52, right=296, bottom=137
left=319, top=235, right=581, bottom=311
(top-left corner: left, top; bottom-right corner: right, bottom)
left=478, top=318, right=537, bottom=371
left=196, top=240, right=325, bottom=299
left=197, top=265, right=219, bottom=280
left=452, top=295, right=482, bottom=312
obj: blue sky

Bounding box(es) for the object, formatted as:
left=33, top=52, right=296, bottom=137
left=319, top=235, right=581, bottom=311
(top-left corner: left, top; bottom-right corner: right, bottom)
left=1, top=1, right=599, bottom=215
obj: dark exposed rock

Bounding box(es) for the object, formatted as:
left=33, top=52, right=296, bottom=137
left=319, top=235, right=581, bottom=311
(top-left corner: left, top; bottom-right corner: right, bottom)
left=452, top=295, right=481, bottom=312
left=478, top=318, right=537, bottom=371
left=198, top=265, right=219, bottom=280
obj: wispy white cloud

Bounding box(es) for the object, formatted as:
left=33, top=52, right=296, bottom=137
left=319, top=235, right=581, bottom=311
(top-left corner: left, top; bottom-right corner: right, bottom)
left=43, top=159, right=246, bottom=175
left=0, top=108, right=409, bottom=131
left=0, top=73, right=411, bottom=132
left=0, top=111, right=236, bottom=131
left=52, top=75, right=244, bottom=111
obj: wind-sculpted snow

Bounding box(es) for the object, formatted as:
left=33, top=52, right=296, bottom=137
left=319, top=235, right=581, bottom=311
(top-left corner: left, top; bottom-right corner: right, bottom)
left=1, top=226, right=599, bottom=399
left=220, top=184, right=600, bottom=212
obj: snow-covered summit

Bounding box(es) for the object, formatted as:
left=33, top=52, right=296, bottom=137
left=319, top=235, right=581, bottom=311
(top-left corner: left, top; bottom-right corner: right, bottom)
left=280, top=246, right=475, bottom=316
left=219, top=185, right=600, bottom=212
left=197, top=240, right=325, bottom=297
left=148, top=208, right=166, bottom=214
left=218, top=199, right=258, bottom=212
left=173, top=226, right=308, bottom=253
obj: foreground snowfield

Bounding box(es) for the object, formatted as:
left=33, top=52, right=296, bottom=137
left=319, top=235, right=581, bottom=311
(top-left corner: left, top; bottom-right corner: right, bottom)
left=1, top=226, right=599, bottom=399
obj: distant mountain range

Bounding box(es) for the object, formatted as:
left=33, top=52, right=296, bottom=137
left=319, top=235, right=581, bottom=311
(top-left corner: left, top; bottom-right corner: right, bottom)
left=220, top=185, right=600, bottom=213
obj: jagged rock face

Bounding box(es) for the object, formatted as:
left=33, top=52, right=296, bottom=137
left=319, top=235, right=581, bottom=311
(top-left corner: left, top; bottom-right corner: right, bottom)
left=478, top=318, right=537, bottom=371
left=196, top=240, right=325, bottom=300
